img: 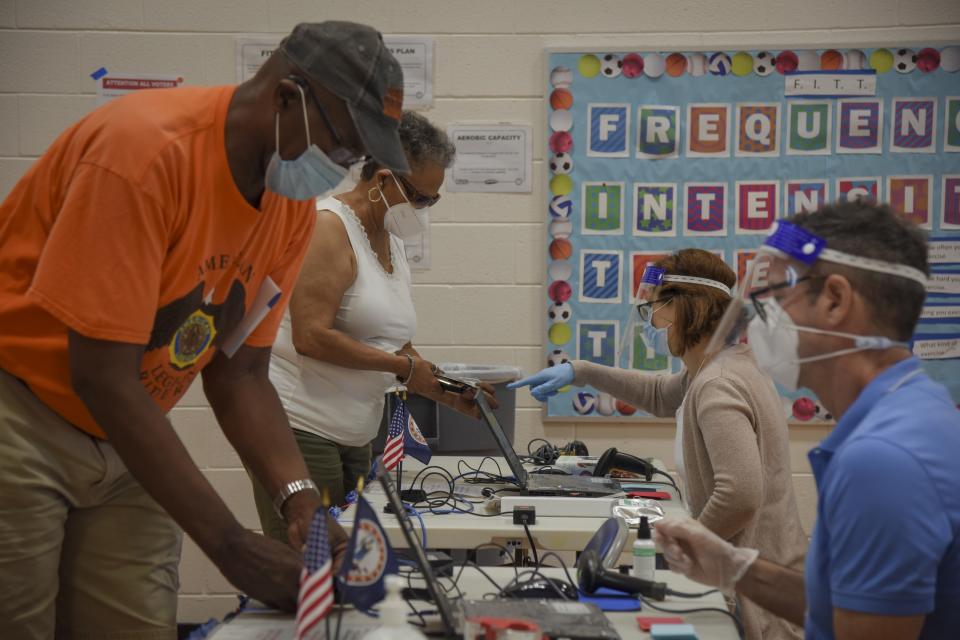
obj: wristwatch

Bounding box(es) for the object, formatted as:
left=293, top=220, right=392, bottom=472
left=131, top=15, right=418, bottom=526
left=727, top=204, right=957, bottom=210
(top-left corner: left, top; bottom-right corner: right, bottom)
left=272, top=479, right=320, bottom=518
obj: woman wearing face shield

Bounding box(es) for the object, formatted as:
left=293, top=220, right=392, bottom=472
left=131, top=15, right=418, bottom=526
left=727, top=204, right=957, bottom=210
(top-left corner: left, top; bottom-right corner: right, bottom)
left=249, top=111, right=495, bottom=540
left=511, top=249, right=805, bottom=640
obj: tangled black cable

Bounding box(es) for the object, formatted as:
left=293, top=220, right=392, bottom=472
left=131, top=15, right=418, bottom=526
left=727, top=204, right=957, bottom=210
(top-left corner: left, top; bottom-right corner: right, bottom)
left=404, top=463, right=505, bottom=517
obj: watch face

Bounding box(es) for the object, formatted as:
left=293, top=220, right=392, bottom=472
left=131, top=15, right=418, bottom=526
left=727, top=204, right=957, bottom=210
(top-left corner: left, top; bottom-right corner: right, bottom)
left=343, top=519, right=389, bottom=586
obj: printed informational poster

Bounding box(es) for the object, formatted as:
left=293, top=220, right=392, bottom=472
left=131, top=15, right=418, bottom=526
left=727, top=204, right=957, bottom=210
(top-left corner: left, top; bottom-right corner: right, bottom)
left=236, top=36, right=433, bottom=110
left=446, top=124, right=533, bottom=193
left=96, top=73, right=184, bottom=105
left=236, top=38, right=278, bottom=83
left=384, top=36, right=433, bottom=109
left=543, top=45, right=960, bottom=420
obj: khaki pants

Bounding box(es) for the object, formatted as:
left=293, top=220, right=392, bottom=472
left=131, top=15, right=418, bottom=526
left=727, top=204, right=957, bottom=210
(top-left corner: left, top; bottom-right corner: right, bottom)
left=249, top=429, right=370, bottom=544
left=0, top=369, right=181, bottom=640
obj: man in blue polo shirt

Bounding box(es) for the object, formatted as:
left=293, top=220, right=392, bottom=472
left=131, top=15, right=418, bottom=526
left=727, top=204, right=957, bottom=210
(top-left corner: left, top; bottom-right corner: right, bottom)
left=653, top=202, right=960, bottom=638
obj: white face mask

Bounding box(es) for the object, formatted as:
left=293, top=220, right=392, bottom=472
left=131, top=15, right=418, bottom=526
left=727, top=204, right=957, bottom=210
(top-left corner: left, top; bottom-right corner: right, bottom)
left=746, top=297, right=911, bottom=392
left=264, top=86, right=347, bottom=201
left=379, top=173, right=428, bottom=240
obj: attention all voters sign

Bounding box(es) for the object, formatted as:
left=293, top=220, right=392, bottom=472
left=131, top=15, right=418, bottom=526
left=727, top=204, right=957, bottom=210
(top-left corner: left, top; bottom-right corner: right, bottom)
left=543, top=46, right=960, bottom=421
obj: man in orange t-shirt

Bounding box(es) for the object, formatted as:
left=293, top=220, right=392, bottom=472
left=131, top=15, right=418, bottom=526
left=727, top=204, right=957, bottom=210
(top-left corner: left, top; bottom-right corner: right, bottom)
left=0, top=22, right=407, bottom=638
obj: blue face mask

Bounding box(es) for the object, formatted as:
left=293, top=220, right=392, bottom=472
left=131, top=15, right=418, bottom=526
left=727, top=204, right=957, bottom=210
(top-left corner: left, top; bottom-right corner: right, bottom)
left=264, top=85, right=347, bottom=201
left=642, top=318, right=671, bottom=356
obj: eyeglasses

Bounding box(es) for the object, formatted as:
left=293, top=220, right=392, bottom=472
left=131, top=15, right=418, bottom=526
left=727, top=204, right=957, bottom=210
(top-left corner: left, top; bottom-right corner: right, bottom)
left=636, top=297, right=673, bottom=323
left=290, top=76, right=368, bottom=168
left=395, top=173, right=441, bottom=208
left=749, top=276, right=821, bottom=322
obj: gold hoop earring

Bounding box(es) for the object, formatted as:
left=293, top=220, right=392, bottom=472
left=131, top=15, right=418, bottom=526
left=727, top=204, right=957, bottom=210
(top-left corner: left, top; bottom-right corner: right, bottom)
left=368, top=186, right=382, bottom=203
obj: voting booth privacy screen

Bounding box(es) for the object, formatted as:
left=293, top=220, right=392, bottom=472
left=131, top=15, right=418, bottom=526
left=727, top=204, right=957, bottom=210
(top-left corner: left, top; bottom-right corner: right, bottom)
left=543, top=46, right=960, bottom=421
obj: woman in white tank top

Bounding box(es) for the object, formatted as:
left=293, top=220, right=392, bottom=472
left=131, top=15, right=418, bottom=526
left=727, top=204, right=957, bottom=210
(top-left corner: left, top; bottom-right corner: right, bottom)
left=251, top=113, right=494, bottom=542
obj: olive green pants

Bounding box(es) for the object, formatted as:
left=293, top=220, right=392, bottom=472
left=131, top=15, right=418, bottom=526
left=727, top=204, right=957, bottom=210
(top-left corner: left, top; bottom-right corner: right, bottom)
left=249, top=429, right=371, bottom=544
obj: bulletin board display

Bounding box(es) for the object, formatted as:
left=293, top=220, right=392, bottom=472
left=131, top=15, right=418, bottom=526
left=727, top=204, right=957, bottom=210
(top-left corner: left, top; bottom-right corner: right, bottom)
left=543, top=46, right=960, bottom=421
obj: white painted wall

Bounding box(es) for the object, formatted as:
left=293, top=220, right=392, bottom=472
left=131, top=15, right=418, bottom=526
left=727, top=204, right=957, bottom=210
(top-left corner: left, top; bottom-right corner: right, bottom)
left=1, top=0, right=957, bottom=622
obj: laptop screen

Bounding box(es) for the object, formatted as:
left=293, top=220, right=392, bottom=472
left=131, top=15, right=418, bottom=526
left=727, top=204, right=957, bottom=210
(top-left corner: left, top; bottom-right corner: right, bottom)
left=474, top=393, right=528, bottom=487
left=375, top=461, right=457, bottom=636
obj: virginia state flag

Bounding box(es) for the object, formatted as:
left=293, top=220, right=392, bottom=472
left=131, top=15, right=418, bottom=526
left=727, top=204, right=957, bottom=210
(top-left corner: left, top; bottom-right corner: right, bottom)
left=400, top=401, right=432, bottom=465
left=335, top=493, right=398, bottom=611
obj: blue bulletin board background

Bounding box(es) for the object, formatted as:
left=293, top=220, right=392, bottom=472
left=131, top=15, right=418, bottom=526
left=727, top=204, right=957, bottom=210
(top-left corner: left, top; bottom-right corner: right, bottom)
left=543, top=46, right=960, bottom=421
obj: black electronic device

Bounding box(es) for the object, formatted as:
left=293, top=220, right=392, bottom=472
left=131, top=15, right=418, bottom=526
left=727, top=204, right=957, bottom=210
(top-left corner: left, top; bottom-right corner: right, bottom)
left=475, top=393, right=620, bottom=497
left=501, top=577, right=579, bottom=600
left=577, top=549, right=668, bottom=601
left=434, top=371, right=475, bottom=394
left=577, top=517, right=629, bottom=571
left=594, top=447, right=654, bottom=481
left=375, top=463, right=621, bottom=639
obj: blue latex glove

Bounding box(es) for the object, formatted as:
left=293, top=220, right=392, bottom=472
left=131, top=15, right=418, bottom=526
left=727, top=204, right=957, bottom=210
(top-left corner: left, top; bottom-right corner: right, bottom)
left=507, top=363, right=574, bottom=402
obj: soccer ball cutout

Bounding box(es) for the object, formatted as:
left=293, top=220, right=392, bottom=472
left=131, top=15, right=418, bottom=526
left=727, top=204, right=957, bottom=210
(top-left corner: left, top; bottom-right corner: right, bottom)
left=601, top=54, right=623, bottom=78
left=754, top=51, right=775, bottom=76
left=548, top=301, right=572, bottom=324
left=894, top=48, right=917, bottom=73
left=547, top=349, right=570, bottom=368
left=549, top=152, right=573, bottom=174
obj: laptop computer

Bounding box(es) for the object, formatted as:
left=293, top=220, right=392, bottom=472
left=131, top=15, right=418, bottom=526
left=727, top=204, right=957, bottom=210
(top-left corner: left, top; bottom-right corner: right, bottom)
left=375, top=463, right=621, bottom=639
left=473, top=392, right=621, bottom=497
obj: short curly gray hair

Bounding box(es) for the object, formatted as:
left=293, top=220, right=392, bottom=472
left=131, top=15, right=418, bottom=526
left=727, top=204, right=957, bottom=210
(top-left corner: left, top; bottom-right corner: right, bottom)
left=360, top=111, right=455, bottom=180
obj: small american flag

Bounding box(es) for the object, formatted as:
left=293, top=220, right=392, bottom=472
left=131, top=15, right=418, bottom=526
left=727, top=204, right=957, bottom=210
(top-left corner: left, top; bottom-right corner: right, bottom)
left=295, top=509, right=334, bottom=639
left=382, top=400, right=407, bottom=471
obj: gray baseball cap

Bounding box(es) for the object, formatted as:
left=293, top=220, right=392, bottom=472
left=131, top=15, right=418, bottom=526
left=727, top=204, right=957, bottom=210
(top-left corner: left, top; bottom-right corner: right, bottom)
left=281, top=21, right=409, bottom=173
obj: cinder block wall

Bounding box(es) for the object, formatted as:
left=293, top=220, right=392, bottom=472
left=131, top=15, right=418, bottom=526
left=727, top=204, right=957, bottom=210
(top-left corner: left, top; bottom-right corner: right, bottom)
left=1, top=0, right=957, bottom=622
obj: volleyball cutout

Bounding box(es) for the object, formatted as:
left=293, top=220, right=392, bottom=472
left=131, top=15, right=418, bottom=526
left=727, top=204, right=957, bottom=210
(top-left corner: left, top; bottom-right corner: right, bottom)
left=708, top=52, right=731, bottom=76
left=549, top=195, right=573, bottom=219
left=753, top=51, right=775, bottom=76
left=573, top=392, right=597, bottom=415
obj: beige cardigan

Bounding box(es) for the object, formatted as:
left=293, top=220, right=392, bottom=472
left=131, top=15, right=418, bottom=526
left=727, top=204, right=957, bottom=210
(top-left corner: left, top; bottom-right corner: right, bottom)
left=572, top=345, right=806, bottom=640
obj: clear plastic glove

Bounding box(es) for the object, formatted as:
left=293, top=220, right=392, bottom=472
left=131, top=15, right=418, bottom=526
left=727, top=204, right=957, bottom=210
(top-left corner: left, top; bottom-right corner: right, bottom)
left=507, top=363, right=574, bottom=402
left=652, top=516, right=759, bottom=592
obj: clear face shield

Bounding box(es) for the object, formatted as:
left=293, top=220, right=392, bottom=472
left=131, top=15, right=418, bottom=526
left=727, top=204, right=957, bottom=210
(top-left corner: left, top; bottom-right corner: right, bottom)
left=706, top=222, right=826, bottom=357
left=706, top=221, right=927, bottom=391
left=619, top=265, right=733, bottom=365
